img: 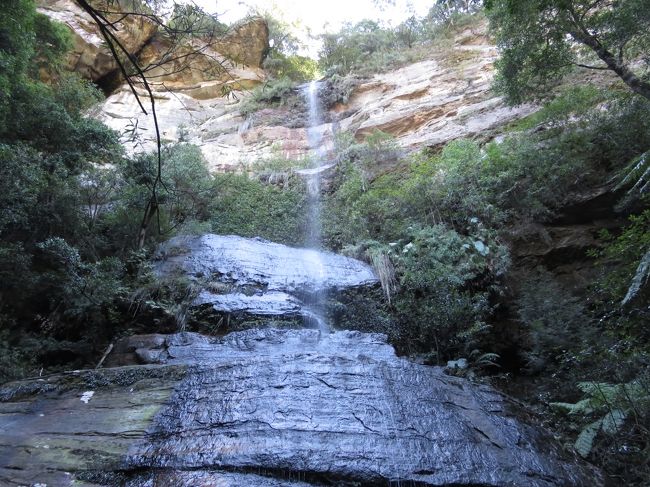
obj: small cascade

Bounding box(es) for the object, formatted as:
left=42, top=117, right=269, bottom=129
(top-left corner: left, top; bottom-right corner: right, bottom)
left=302, top=80, right=329, bottom=334
left=237, top=114, right=253, bottom=135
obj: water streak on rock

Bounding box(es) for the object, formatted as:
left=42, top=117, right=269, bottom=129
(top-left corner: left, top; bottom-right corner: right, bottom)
left=302, top=80, right=330, bottom=333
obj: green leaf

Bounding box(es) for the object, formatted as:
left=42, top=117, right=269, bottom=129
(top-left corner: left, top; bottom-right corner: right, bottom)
left=601, top=409, right=627, bottom=435
left=575, top=419, right=602, bottom=458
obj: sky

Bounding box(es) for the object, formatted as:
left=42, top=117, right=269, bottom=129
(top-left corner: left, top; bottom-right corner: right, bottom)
left=191, top=0, right=433, bottom=56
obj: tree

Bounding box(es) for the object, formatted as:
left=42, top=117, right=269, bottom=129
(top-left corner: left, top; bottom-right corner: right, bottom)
left=255, top=12, right=317, bottom=81
left=428, top=0, right=482, bottom=25
left=395, top=16, right=424, bottom=49
left=486, top=0, right=650, bottom=104
left=319, top=20, right=394, bottom=74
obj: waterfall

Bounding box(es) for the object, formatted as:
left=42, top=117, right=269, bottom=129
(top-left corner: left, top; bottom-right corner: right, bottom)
left=302, top=80, right=329, bottom=334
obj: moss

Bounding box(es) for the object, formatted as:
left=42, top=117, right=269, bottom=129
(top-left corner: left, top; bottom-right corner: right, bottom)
left=0, top=365, right=188, bottom=402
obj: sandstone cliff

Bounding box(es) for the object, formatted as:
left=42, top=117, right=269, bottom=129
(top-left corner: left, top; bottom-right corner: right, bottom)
left=96, top=21, right=534, bottom=172
left=39, top=7, right=534, bottom=173
left=37, top=0, right=158, bottom=81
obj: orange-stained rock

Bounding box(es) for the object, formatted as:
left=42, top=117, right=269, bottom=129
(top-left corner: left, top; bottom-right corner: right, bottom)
left=37, top=0, right=157, bottom=81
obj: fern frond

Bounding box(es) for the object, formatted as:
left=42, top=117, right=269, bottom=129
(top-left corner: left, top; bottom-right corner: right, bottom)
left=550, top=398, right=596, bottom=415
left=601, top=409, right=627, bottom=435
left=622, top=249, right=650, bottom=306
left=574, top=419, right=602, bottom=458
left=615, top=150, right=650, bottom=208
left=549, top=401, right=577, bottom=414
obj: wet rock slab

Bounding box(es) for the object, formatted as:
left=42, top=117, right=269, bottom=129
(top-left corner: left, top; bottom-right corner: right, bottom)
left=0, top=329, right=601, bottom=486
left=154, top=234, right=378, bottom=320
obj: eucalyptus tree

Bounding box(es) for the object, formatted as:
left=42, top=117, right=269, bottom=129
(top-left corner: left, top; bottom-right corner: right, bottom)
left=485, top=0, right=650, bottom=103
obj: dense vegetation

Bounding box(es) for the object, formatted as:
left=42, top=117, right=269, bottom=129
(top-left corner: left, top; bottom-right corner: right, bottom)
left=319, top=2, right=481, bottom=77
left=1, top=0, right=649, bottom=483
left=0, top=0, right=223, bottom=379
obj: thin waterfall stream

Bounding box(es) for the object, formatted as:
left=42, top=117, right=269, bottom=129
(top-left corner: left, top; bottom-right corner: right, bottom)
left=302, top=80, right=329, bottom=334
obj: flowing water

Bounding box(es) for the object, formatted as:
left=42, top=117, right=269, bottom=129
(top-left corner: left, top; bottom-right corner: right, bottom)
left=302, top=80, right=329, bottom=333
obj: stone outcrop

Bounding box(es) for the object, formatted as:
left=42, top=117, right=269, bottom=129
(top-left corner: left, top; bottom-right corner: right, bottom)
left=0, top=328, right=602, bottom=486
left=154, top=234, right=378, bottom=328
left=38, top=2, right=269, bottom=164
left=37, top=0, right=158, bottom=81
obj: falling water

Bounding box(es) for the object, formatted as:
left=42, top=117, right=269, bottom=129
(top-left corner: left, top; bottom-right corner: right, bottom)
left=302, top=80, right=329, bottom=334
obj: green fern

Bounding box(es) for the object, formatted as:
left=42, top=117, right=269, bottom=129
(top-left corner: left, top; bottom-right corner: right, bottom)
left=573, top=419, right=603, bottom=458
left=615, top=149, right=650, bottom=208
left=551, top=380, right=649, bottom=458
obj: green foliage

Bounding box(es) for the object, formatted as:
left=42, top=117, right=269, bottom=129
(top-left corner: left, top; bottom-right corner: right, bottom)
left=317, top=7, right=485, bottom=77
left=251, top=152, right=311, bottom=185
left=264, top=53, right=318, bottom=83
left=323, top=132, right=405, bottom=247
left=343, top=224, right=507, bottom=357
left=319, top=19, right=427, bottom=77
left=125, top=143, right=214, bottom=240
left=327, top=130, right=589, bottom=240
left=209, top=173, right=307, bottom=246
left=239, top=78, right=300, bottom=116
left=510, top=85, right=607, bottom=131
left=427, top=0, right=482, bottom=25
left=166, top=3, right=227, bottom=39
left=321, top=89, right=650, bottom=361
left=590, top=211, right=650, bottom=304
left=0, top=1, right=73, bottom=133
left=323, top=132, right=510, bottom=355
left=551, top=379, right=650, bottom=458
left=486, top=0, right=650, bottom=104
left=241, top=12, right=318, bottom=83
left=31, top=11, right=72, bottom=75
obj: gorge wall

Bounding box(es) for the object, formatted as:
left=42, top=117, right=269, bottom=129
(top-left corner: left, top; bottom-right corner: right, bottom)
left=39, top=4, right=534, bottom=173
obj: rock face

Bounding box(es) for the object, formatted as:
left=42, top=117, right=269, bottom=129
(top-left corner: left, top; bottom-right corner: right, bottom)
left=0, top=328, right=601, bottom=486
left=91, top=20, right=534, bottom=173
left=45, top=10, right=534, bottom=174
left=95, top=18, right=268, bottom=163
left=37, top=0, right=158, bottom=81
left=154, top=234, right=378, bottom=327
left=39, top=2, right=269, bottom=163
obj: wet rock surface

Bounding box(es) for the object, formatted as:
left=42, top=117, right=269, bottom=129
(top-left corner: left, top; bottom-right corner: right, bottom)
left=1, top=329, right=601, bottom=486
left=154, top=234, right=378, bottom=324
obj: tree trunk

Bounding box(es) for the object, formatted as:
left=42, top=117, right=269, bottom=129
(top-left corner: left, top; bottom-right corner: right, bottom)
left=571, top=30, right=650, bottom=101
left=137, top=197, right=158, bottom=249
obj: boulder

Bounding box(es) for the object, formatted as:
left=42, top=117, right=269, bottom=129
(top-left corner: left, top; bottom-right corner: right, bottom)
left=37, top=0, right=158, bottom=81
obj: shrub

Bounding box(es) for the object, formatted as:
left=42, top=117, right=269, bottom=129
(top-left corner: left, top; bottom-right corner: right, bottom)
left=343, top=224, right=508, bottom=358
left=209, top=173, right=307, bottom=245
left=239, top=78, right=302, bottom=116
